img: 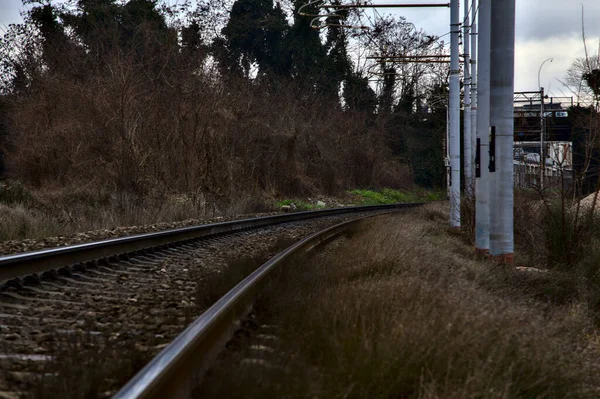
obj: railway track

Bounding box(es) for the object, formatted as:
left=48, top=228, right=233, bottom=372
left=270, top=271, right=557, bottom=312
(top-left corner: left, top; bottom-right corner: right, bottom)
left=0, top=204, right=420, bottom=398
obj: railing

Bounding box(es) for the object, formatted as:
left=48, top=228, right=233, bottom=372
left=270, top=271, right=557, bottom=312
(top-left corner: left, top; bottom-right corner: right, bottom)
left=513, top=160, right=573, bottom=189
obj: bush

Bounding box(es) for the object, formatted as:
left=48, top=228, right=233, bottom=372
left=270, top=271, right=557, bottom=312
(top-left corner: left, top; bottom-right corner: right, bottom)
left=0, top=180, right=35, bottom=205
left=5, top=66, right=410, bottom=203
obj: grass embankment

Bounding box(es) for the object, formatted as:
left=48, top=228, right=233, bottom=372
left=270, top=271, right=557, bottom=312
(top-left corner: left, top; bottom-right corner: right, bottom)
left=0, top=180, right=441, bottom=242
left=198, top=205, right=600, bottom=398
left=275, top=188, right=443, bottom=211
left=0, top=180, right=248, bottom=242
left=350, top=188, right=443, bottom=205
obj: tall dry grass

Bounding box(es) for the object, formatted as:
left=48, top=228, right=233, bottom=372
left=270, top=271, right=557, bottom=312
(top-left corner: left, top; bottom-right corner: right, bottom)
left=197, top=207, right=600, bottom=398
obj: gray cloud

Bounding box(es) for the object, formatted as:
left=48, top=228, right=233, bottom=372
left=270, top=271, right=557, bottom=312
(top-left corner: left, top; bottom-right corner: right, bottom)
left=516, top=0, right=600, bottom=41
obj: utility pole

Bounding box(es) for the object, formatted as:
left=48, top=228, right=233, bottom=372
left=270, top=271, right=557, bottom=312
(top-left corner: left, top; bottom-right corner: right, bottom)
left=446, top=106, right=451, bottom=198
left=470, top=0, right=477, bottom=193
left=449, top=0, right=461, bottom=228
left=489, top=0, right=515, bottom=264
left=537, top=57, right=553, bottom=190
left=540, top=86, right=545, bottom=189
left=463, top=0, right=472, bottom=190
left=475, top=0, right=489, bottom=257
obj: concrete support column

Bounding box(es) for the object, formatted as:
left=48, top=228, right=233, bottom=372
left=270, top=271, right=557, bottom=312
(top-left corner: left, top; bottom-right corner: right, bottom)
left=475, top=0, right=490, bottom=256
left=449, top=0, right=461, bottom=228
left=489, top=0, right=515, bottom=263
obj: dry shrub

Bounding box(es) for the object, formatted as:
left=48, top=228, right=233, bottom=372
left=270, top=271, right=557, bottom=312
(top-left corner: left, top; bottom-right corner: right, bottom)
left=459, top=192, right=476, bottom=244
left=5, top=47, right=410, bottom=208
left=513, top=189, right=547, bottom=266
left=197, top=208, right=600, bottom=398
left=0, top=202, right=62, bottom=240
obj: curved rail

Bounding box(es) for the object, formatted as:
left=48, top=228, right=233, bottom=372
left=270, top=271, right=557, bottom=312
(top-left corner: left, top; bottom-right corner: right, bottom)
left=0, top=203, right=421, bottom=282
left=113, top=210, right=401, bottom=399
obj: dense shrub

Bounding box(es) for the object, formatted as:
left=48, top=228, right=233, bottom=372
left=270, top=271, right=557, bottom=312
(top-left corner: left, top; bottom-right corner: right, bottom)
left=5, top=61, right=409, bottom=203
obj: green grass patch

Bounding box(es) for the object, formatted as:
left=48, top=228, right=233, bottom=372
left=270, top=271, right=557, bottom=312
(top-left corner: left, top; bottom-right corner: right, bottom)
left=350, top=188, right=443, bottom=205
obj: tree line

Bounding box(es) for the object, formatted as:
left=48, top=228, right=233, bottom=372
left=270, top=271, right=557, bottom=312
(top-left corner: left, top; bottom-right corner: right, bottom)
left=0, top=0, right=448, bottom=206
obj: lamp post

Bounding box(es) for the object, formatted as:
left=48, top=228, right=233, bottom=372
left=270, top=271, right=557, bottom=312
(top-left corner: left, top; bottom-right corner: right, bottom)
left=538, top=57, right=553, bottom=90
left=538, top=58, right=552, bottom=190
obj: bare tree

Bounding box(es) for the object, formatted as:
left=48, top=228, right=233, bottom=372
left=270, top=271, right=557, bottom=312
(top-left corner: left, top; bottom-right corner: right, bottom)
left=563, top=54, right=600, bottom=105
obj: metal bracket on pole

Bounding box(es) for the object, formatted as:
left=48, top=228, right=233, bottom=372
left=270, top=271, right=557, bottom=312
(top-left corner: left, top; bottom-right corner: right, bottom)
left=489, top=126, right=496, bottom=173
left=475, top=138, right=481, bottom=178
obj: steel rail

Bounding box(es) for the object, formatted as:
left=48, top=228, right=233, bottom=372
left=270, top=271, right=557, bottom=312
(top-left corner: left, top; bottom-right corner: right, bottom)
left=113, top=210, right=404, bottom=399
left=0, top=203, right=421, bottom=282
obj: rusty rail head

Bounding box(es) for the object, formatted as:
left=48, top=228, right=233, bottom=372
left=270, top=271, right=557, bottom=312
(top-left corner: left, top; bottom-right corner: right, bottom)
left=112, top=210, right=407, bottom=399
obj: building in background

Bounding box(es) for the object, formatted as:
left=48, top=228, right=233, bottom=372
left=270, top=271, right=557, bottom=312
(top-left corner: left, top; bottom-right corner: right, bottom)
left=513, top=94, right=574, bottom=189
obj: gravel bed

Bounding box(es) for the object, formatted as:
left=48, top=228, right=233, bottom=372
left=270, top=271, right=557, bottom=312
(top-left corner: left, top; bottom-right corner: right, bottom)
left=0, top=211, right=388, bottom=398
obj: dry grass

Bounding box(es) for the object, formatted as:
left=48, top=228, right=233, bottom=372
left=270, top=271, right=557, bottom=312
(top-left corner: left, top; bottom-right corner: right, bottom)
left=197, top=206, right=600, bottom=398
left=0, top=182, right=274, bottom=241
left=0, top=203, right=62, bottom=240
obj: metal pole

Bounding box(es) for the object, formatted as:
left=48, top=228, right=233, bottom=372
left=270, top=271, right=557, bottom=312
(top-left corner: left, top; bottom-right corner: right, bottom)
left=540, top=87, right=544, bottom=189
left=489, top=0, right=515, bottom=264
left=446, top=106, right=451, bottom=198
left=463, top=0, right=472, bottom=191
left=470, top=0, right=477, bottom=191
left=449, top=0, right=461, bottom=228
left=475, top=0, right=490, bottom=257
left=537, top=58, right=552, bottom=190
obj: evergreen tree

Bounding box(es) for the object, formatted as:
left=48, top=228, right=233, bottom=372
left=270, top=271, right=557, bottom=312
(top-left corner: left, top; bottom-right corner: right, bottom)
left=344, top=72, right=377, bottom=114
left=220, top=0, right=289, bottom=78
left=284, top=1, right=327, bottom=91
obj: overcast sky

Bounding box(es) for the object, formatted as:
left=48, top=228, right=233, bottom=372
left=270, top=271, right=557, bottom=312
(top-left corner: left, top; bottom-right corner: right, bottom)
left=2, top=0, right=600, bottom=98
